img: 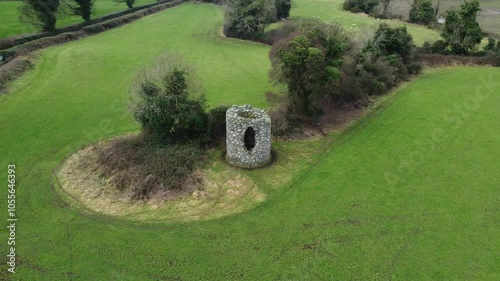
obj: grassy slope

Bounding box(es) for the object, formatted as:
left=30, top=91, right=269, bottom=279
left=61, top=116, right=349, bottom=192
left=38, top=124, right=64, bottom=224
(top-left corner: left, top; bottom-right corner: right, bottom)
left=0, top=2, right=499, bottom=280
left=0, top=0, right=157, bottom=39
left=291, top=0, right=442, bottom=45
left=389, top=0, right=500, bottom=37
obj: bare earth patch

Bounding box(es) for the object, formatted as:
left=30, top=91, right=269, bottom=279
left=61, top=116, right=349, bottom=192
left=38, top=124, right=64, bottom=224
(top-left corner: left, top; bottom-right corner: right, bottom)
left=56, top=140, right=266, bottom=222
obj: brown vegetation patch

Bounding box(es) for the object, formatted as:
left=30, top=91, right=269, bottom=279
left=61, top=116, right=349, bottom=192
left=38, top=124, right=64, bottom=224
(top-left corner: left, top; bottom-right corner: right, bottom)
left=420, top=53, right=500, bottom=67
left=56, top=136, right=266, bottom=222
left=0, top=55, right=35, bottom=94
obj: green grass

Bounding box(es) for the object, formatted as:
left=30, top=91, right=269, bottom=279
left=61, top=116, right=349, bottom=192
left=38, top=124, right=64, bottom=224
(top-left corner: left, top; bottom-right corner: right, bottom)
left=0, top=0, right=157, bottom=39
left=1, top=2, right=500, bottom=280
left=291, top=0, right=442, bottom=45
left=389, top=0, right=500, bottom=37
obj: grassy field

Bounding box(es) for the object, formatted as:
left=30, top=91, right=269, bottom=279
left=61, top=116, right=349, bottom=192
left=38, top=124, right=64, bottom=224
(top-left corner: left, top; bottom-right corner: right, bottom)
left=1, top=2, right=500, bottom=280
left=0, top=0, right=157, bottom=39
left=291, top=0, right=442, bottom=45
left=389, top=0, right=500, bottom=37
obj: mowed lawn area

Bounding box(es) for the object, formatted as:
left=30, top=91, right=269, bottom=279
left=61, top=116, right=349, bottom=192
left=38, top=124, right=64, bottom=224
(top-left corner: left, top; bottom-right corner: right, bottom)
left=0, top=0, right=157, bottom=39
left=0, top=2, right=499, bottom=280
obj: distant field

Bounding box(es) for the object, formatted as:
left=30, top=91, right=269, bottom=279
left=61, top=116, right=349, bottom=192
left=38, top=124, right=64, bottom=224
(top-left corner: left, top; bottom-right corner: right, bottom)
left=291, top=0, right=442, bottom=45
left=0, top=0, right=156, bottom=39
left=388, top=0, right=500, bottom=37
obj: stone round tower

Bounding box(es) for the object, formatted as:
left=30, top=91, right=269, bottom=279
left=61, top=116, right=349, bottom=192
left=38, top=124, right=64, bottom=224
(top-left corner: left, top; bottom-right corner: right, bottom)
left=226, top=105, right=272, bottom=168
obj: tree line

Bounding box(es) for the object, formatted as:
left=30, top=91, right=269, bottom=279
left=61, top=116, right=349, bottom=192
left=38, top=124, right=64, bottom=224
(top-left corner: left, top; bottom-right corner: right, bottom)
left=343, top=0, right=486, bottom=56
left=19, top=0, right=139, bottom=32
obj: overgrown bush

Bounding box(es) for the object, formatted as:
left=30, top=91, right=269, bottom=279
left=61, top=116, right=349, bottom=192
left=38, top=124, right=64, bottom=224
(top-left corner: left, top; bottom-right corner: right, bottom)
left=335, top=24, right=421, bottom=103
left=130, top=52, right=208, bottom=145
left=364, top=23, right=415, bottom=64
left=409, top=0, right=435, bottom=26
left=484, top=37, right=498, bottom=52
left=207, top=105, right=230, bottom=141
left=275, top=0, right=291, bottom=20
left=262, top=21, right=298, bottom=45
left=442, top=0, right=482, bottom=55
left=97, top=136, right=204, bottom=200
left=224, top=0, right=275, bottom=40
left=431, top=39, right=447, bottom=54
left=269, top=20, right=350, bottom=116
left=343, top=0, right=379, bottom=14
left=265, top=92, right=291, bottom=136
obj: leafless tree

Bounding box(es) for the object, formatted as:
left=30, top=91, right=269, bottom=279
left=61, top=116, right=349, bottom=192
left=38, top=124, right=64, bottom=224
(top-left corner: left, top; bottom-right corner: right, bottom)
left=380, top=0, right=391, bottom=17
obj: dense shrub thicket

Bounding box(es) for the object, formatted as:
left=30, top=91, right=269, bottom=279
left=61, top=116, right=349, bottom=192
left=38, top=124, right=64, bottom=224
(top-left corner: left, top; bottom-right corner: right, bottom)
left=101, top=52, right=232, bottom=199
left=345, top=24, right=421, bottom=98
left=98, top=137, right=204, bottom=200
left=441, top=0, right=482, bottom=55
left=223, top=0, right=291, bottom=40
left=131, top=53, right=208, bottom=145
left=418, top=0, right=483, bottom=56
left=343, top=0, right=379, bottom=14
left=267, top=21, right=422, bottom=130
left=207, top=105, right=231, bottom=142
left=275, top=0, right=292, bottom=20
left=224, top=0, right=275, bottom=40
left=269, top=20, right=350, bottom=116
left=409, top=0, right=435, bottom=26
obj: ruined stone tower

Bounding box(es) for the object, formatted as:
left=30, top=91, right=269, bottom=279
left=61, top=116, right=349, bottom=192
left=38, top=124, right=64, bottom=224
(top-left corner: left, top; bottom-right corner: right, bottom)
left=226, top=105, right=271, bottom=168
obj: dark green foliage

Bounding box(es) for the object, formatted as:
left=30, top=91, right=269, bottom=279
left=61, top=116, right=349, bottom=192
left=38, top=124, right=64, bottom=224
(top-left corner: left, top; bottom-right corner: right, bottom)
left=65, top=0, right=95, bottom=21
left=364, top=23, right=415, bottom=64
left=98, top=136, right=204, bottom=199
left=207, top=105, right=230, bottom=141
left=114, top=0, right=136, bottom=9
left=337, top=24, right=421, bottom=102
left=18, top=0, right=60, bottom=31
left=275, top=0, right=292, bottom=19
left=421, top=41, right=432, bottom=53
left=431, top=39, right=447, bottom=54
left=409, top=0, right=435, bottom=26
left=262, top=20, right=298, bottom=45
left=224, top=0, right=275, bottom=40
left=484, top=37, right=497, bottom=52
left=131, top=53, right=208, bottom=145
left=266, top=92, right=291, bottom=136
left=442, top=0, right=482, bottom=55
left=343, top=0, right=379, bottom=14
left=270, top=20, right=350, bottom=116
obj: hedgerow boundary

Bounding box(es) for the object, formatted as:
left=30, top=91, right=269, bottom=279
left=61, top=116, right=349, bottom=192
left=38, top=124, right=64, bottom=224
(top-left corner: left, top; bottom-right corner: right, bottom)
left=0, top=0, right=186, bottom=63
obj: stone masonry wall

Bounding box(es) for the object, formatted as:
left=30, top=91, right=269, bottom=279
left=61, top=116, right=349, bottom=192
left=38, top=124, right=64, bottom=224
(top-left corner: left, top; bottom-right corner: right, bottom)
left=226, top=105, right=272, bottom=168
